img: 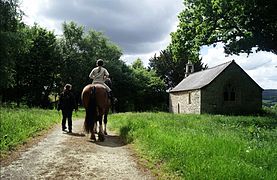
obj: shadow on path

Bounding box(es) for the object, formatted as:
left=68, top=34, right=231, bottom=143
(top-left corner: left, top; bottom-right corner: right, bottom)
left=63, top=131, right=86, bottom=137
left=87, top=134, right=127, bottom=148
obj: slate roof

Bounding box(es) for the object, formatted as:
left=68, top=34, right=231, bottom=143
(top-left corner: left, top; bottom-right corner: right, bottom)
left=170, top=60, right=233, bottom=92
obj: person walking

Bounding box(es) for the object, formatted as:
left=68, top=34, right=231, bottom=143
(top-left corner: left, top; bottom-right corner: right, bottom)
left=57, top=84, right=77, bottom=133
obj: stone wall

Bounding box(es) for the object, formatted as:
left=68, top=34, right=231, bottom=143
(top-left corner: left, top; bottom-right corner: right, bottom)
left=169, top=89, right=201, bottom=114
left=201, top=63, right=262, bottom=114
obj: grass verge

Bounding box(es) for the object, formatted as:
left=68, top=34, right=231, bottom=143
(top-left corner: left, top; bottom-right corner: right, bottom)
left=0, top=107, right=84, bottom=155
left=109, top=110, right=277, bottom=179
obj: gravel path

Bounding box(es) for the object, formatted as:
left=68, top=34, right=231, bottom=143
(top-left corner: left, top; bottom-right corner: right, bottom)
left=0, top=120, right=155, bottom=180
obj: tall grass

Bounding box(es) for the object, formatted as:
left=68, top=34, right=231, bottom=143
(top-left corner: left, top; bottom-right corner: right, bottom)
left=109, top=110, right=277, bottom=179
left=0, top=107, right=84, bottom=154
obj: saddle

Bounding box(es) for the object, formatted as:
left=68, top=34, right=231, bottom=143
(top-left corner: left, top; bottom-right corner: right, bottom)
left=91, top=84, right=112, bottom=100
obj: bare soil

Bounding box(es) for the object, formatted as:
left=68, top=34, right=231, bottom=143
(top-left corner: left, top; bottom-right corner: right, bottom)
left=0, top=120, right=155, bottom=180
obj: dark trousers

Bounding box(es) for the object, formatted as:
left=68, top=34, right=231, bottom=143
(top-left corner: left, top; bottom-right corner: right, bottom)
left=62, top=110, right=72, bottom=131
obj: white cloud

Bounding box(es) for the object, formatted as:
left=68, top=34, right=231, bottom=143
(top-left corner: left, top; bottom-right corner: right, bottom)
left=122, top=54, right=150, bottom=66
left=200, top=43, right=277, bottom=89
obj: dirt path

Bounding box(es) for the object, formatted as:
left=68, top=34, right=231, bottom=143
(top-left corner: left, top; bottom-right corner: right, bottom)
left=0, top=120, right=155, bottom=180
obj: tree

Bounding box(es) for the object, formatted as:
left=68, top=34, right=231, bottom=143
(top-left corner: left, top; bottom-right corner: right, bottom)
left=172, top=0, right=277, bottom=57
left=18, top=25, right=61, bottom=107
left=130, top=59, right=167, bottom=111
left=0, top=0, right=22, bottom=91
left=59, top=22, right=85, bottom=93
left=149, top=49, right=206, bottom=89
left=110, top=61, right=137, bottom=111
left=59, top=22, right=123, bottom=105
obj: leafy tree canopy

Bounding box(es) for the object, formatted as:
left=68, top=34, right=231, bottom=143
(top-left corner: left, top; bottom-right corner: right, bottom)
left=0, top=0, right=23, bottom=89
left=16, top=25, right=61, bottom=107
left=59, top=21, right=123, bottom=93
left=149, top=49, right=206, bottom=89
left=171, top=0, right=277, bottom=58
left=130, top=59, right=167, bottom=111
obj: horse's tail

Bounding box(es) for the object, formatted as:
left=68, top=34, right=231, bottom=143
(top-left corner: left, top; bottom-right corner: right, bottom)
left=83, top=86, right=97, bottom=133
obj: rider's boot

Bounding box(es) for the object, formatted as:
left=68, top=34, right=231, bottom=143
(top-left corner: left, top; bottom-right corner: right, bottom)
left=108, top=91, right=114, bottom=103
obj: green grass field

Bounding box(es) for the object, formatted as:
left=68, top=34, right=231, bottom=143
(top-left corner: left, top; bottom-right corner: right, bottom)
left=109, top=110, right=277, bottom=179
left=0, top=107, right=84, bottom=154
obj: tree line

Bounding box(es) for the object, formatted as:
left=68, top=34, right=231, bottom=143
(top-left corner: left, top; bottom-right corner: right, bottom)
left=1, top=0, right=276, bottom=111
left=0, top=0, right=169, bottom=111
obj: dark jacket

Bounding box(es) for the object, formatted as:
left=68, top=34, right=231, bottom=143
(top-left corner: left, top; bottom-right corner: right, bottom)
left=57, top=90, right=77, bottom=111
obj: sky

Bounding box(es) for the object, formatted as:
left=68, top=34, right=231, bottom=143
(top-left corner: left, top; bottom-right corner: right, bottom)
left=20, top=0, right=277, bottom=89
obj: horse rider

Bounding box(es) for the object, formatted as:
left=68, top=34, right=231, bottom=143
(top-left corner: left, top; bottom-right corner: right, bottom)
left=89, top=59, right=113, bottom=100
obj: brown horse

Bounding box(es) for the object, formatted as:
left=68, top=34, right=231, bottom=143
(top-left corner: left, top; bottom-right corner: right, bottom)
left=81, top=84, right=110, bottom=141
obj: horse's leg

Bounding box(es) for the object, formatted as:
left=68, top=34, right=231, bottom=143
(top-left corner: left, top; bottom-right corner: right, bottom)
left=98, top=115, right=105, bottom=141
left=90, top=112, right=96, bottom=141
left=90, top=122, right=96, bottom=141
left=98, top=115, right=103, bottom=133
left=104, top=113, right=108, bottom=135
left=93, top=122, right=97, bottom=134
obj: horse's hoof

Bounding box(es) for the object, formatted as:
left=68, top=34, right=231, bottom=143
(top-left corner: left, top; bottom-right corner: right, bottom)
left=98, top=133, right=105, bottom=142
left=104, top=131, right=108, bottom=135
left=90, top=135, right=96, bottom=141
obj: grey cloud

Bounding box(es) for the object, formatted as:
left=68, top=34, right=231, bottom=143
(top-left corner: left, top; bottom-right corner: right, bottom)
left=38, top=0, right=183, bottom=54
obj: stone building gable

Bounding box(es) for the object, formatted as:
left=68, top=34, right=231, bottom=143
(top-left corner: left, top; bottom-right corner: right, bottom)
left=170, top=60, right=262, bottom=93
left=169, top=60, right=263, bottom=114
left=201, top=62, right=262, bottom=114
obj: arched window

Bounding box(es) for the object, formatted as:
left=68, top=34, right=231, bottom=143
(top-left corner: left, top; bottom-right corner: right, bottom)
left=230, top=88, right=236, bottom=101
left=223, top=83, right=236, bottom=101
